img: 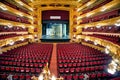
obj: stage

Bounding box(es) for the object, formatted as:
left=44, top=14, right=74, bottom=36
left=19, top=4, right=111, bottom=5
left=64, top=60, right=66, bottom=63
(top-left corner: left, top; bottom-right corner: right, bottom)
left=40, top=35, right=70, bottom=42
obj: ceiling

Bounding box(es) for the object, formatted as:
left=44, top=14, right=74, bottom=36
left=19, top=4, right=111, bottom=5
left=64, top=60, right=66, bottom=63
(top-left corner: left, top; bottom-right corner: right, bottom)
left=27, top=0, right=89, bottom=8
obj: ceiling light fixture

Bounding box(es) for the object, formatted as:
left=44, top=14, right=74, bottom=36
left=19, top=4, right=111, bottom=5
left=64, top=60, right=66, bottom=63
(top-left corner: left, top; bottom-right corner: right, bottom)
left=115, top=20, right=120, bottom=26
left=17, top=1, right=24, bottom=6
left=86, top=14, right=90, bottom=17
left=30, top=0, right=33, bottom=2
left=101, top=6, right=107, bottom=12
left=77, top=16, right=81, bottom=20
left=77, top=8, right=81, bottom=12
left=96, top=25, right=101, bottom=28
left=86, top=2, right=92, bottom=6
left=78, top=0, right=81, bottom=2
left=8, top=23, right=13, bottom=28
left=19, top=13, right=23, bottom=17
left=105, top=48, right=109, bottom=54
left=9, top=40, right=14, bottom=45
left=0, top=5, right=7, bottom=11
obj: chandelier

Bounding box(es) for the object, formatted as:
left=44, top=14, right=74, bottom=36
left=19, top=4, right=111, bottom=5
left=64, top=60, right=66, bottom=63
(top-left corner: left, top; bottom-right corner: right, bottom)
left=31, top=63, right=64, bottom=80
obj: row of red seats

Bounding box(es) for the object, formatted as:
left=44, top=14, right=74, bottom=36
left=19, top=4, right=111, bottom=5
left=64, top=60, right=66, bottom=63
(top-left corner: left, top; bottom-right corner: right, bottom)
left=58, top=54, right=110, bottom=59
left=82, top=39, right=105, bottom=48
left=58, top=56, right=110, bottom=63
left=0, top=25, right=28, bottom=32
left=58, top=60, right=109, bottom=68
left=0, top=43, right=53, bottom=80
left=59, top=65, right=106, bottom=74
left=111, top=77, right=120, bottom=80
left=58, top=60, right=108, bottom=68
left=1, top=0, right=29, bottom=15
left=81, top=0, right=112, bottom=15
left=0, top=61, right=47, bottom=68
left=88, top=34, right=120, bottom=45
left=1, top=54, right=51, bottom=59
left=0, top=34, right=22, bottom=40
left=0, top=57, right=50, bottom=62
left=57, top=43, right=112, bottom=80
left=81, top=8, right=120, bottom=24
left=0, top=74, right=31, bottom=80
left=0, top=11, right=30, bottom=24
left=62, top=72, right=112, bottom=80
left=1, top=43, right=52, bottom=54
left=58, top=53, right=109, bottom=57
left=83, top=25, right=120, bottom=33
left=0, top=66, right=42, bottom=74
left=57, top=44, right=110, bottom=55
left=1, top=39, right=28, bottom=47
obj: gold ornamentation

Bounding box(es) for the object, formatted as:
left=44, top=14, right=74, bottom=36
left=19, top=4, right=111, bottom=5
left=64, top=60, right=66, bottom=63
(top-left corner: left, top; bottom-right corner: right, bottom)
left=31, top=63, right=64, bottom=80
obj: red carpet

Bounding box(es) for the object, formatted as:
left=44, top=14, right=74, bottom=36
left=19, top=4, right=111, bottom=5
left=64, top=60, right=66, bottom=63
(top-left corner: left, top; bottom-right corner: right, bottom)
left=50, top=43, right=58, bottom=77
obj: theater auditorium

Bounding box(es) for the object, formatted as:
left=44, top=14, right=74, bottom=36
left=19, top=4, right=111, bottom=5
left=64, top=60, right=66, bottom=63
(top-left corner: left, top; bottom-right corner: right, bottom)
left=0, top=0, right=120, bottom=80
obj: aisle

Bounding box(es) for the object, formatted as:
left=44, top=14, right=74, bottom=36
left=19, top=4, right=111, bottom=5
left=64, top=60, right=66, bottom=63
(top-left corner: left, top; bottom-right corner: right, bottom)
left=50, top=43, right=58, bottom=77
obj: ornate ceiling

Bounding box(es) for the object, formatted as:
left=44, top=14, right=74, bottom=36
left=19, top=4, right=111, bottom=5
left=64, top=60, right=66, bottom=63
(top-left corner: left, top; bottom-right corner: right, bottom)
left=28, top=0, right=89, bottom=9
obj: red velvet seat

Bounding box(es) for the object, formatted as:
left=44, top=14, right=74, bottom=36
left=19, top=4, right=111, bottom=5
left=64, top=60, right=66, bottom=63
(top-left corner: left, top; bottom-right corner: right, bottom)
left=66, top=75, right=72, bottom=80
left=20, top=75, right=25, bottom=80
left=39, top=64, right=43, bottom=68
left=31, top=68, right=35, bottom=73
left=20, top=68, right=25, bottom=73
left=15, top=67, right=20, bottom=72
left=65, top=68, right=69, bottom=73
left=30, top=63, right=34, bottom=67
left=36, top=68, right=41, bottom=73
left=26, top=68, right=30, bottom=73
left=73, top=75, right=79, bottom=80
left=64, top=63, right=67, bottom=68
left=79, top=75, right=84, bottom=80
left=59, top=63, right=63, bottom=68
left=90, top=73, right=96, bottom=79
left=59, top=68, right=64, bottom=73
left=70, top=68, right=75, bottom=73
left=26, top=75, right=31, bottom=80
left=13, top=74, right=19, bottom=80
left=10, top=67, right=15, bottom=72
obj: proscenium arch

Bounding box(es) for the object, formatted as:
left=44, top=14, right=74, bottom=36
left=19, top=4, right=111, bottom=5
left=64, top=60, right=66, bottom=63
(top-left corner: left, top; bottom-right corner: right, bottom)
left=37, top=7, right=74, bottom=40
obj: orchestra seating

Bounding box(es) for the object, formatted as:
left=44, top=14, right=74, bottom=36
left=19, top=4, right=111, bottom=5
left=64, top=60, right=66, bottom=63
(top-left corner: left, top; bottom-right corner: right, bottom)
left=0, top=43, right=53, bottom=80
left=57, top=43, right=113, bottom=80
left=111, top=77, right=120, bottom=80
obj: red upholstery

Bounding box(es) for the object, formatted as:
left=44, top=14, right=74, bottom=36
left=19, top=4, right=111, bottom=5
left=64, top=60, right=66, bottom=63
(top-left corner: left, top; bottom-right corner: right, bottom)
left=0, top=43, right=53, bottom=79
left=57, top=43, right=112, bottom=80
left=0, top=11, right=30, bottom=24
